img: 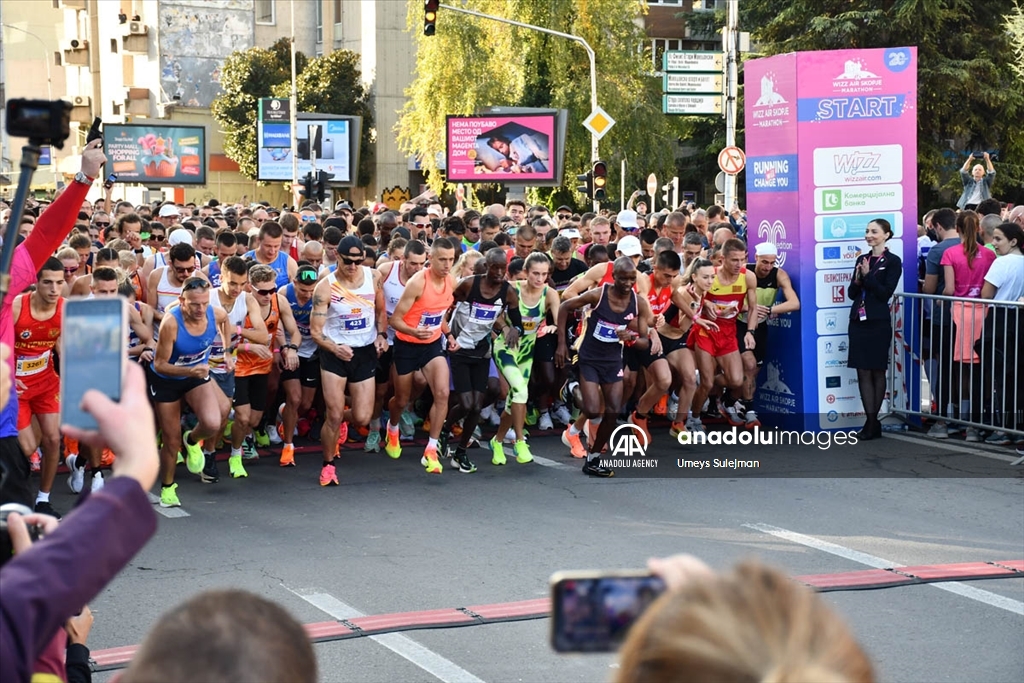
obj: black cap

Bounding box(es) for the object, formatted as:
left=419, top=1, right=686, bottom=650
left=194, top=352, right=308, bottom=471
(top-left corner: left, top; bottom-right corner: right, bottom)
left=392, top=226, right=411, bottom=240
left=338, top=235, right=365, bottom=258
left=323, top=217, right=348, bottom=230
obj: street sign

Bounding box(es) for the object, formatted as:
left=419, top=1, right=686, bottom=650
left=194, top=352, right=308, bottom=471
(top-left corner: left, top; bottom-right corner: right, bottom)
left=663, top=73, right=723, bottom=94
left=663, top=94, right=723, bottom=116
left=715, top=171, right=726, bottom=193
left=663, top=51, right=724, bottom=73
left=583, top=107, right=616, bottom=141
left=718, top=146, right=746, bottom=174
left=646, top=173, right=658, bottom=197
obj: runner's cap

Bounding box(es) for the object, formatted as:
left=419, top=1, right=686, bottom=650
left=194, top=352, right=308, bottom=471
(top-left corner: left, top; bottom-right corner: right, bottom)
left=755, top=242, right=778, bottom=257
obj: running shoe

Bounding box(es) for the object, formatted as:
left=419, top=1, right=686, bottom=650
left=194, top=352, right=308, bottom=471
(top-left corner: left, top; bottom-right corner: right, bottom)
left=399, top=410, right=416, bottom=439
left=91, top=471, right=104, bottom=492
left=450, top=449, right=477, bottom=473
left=182, top=431, right=205, bottom=474
left=242, top=435, right=260, bottom=460
left=364, top=430, right=381, bottom=453
left=320, top=462, right=339, bottom=486
left=561, top=428, right=587, bottom=459
left=985, top=431, right=1012, bottom=445
left=29, top=451, right=40, bottom=473
left=926, top=421, right=948, bottom=438
left=744, top=410, right=761, bottom=429
left=176, top=451, right=184, bottom=465
left=337, top=422, right=349, bottom=447
left=66, top=454, right=84, bottom=494
left=223, top=420, right=233, bottom=440
left=666, top=394, right=679, bottom=421
left=33, top=500, right=60, bottom=519
left=228, top=454, right=248, bottom=479
left=421, top=445, right=443, bottom=474
left=201, top=455, right=220, bottom=484
left=279, top=443, right=296, bottom=467
left=267, top=425, right=283, bottom=445
left=253, top=428, right=271, bottom=447
left=489, top=437, right=507, bottom=466
left=685, top=416, right=706, bottom=433
left=538, top=411, right=554, bottom=431
left=504, top=428, right=517, bottom=443
left=552, top=403, right=573, bottom=427
left=669, top=421, right=687, bottom=439
left=719, top=402, right=745, bottom=428
left=480, top=405, right=494, bottom=424
left=582, top=460, right=614, bottom=477
left=965, top=428, right=981, bottom=442
left=654, top=394, right=669, bottom=416
left=513, top=439, right=534, bottom=464
left=525, top=405, right=540, bottom=427
left=437, top=430, right=450, bottom=460
left=384, top=428, right=402, bottom=459
left=629, top=412, right=651, bottom=445
left=160, top=483, right=180, bottom=508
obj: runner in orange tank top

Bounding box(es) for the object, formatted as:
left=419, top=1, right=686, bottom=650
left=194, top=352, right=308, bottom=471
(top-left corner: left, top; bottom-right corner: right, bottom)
left=384, top=238, right=459, bottom=472
left=12, top=258, right=66, bottom=517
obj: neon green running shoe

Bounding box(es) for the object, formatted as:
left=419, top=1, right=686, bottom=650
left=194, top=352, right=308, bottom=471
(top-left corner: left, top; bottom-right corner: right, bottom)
left=489, top=437, right=506, bottom=466
left=514, top=439, right=534, bottom=464
left=159, top=483, right=180, bottom=508
left=384, top=428, right=402, bottom=459
left=183, top=431, right=204, bottom=474
left=253, top=428, right=270, bottom=447
left=525, top=405, right=540, bottom=427
left=228, top=454, right=248, bottom=479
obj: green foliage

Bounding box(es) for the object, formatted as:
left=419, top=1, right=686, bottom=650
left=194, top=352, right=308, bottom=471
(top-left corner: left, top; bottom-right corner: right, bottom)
left=1008, top=2, right=1024, bottom=84
left=212, top=42, right=375, bottom=187
left=397, top=0, right=680, bottom=209
left=740, top=0, right=1024, bottom=206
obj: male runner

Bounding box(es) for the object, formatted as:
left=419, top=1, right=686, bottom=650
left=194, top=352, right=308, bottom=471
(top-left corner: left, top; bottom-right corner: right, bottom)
left=279, top=264, right=321, bottom=467
left=727, top=242, right=800, bottom=427
left=148, top=242, right=203, bottom=333
left=690, top=238, right=759, bottom=428
left=148, top=277, right=234, bottom=507
left=203, top=231, right=239, bottom=287
left=310, top=236, right=388, bottom=486
left=556, top=257, right=651, bottom=477
left=385, top=238, right=458, bottom=473
left=443, top=248, right=522, bottom=472
left=368, top=239, right=427, bottom=451
left=244, top=220, right=298, bottom=288
left=12, top=259, right=65, bottom=516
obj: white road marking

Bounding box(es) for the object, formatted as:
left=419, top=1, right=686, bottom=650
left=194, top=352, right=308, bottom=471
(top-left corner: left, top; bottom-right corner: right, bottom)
left=283, top=587, right=486, bottom=683
left=532, top=455, right=575, bottom=471
left=744, top=523, right=1024, bottom=616
left=883, top=432, right=1017, bottom=463
left=147, top=491, right=190, bottom=517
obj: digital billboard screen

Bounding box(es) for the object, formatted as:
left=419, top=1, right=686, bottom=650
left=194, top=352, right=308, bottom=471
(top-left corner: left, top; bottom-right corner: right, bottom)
left=257, top=98, right=354, bottom=183
left=104, top=124, right=206, bottom=185
left=446, top=113, right=558, bottom=184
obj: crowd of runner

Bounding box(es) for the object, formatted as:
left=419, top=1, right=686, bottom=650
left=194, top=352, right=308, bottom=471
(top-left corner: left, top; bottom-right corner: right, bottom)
left=3, top=163, right=808, bottom=513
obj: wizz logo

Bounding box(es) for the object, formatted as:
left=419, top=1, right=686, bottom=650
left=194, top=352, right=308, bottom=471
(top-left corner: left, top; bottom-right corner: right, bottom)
left=832, top=152, right=881, bottom=175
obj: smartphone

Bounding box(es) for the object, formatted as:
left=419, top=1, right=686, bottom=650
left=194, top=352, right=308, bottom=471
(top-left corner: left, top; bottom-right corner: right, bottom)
left=86, top=117, right=103, bottom=143
left=103, top=173, right=117, bottom=189
left=59, top=297, right=128, bottom=431
left=550, top=570, right=666, bottom=653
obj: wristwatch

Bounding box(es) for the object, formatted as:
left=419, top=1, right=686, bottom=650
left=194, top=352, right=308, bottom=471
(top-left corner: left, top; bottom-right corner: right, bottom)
left=73, top=172, right=94, bottom=186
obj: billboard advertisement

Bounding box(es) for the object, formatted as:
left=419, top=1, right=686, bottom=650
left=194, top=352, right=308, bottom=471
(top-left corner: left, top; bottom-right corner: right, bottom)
left=745, top=47, right=918, bottom=432
left=256, top=98, right=357, bottom=184
left=446, top=113, right=558, bottom=184
left=104, top=124, right=206, bottom=185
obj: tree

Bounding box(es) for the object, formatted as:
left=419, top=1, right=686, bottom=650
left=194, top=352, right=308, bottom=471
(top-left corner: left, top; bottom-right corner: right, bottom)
left=736, top=0, right=1024, bottom=206
left=212, top=38, right=375, bottom=187
left=396, top=0, right=684, bottom=208
left=1008, top=2, right=1024, bottom=85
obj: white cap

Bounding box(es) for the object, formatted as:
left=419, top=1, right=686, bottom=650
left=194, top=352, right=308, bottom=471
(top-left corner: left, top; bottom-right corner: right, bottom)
left=167, top=229, right=193, bottom=247
left=560, top=228, right=581, bottom=239
left=754, top=242, right=778, bottom=257
left=616, top=235, right=643, bottom=257
left=616, top=209, right=639, bottom=229
left=158, top=204, right=180, bottom=218
left=427, top=206, right=443, bottom=217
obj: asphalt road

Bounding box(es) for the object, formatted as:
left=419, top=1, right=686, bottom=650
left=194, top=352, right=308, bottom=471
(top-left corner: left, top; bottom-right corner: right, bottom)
left=51, top=427, right=1022, bottom=683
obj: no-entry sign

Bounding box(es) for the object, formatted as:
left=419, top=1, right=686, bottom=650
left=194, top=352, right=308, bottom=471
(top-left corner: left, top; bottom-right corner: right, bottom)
left=718, top=146, right=745, bottom=175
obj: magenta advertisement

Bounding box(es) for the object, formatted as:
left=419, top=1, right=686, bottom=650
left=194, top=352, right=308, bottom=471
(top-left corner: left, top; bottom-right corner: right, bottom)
left=446, top=114, right=556, bottom=183
left=745, top=47, right=918, bottom=432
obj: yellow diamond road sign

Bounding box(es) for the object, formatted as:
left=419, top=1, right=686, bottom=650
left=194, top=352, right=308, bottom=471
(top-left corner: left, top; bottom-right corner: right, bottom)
left=583, top=107, right=615, bottom=140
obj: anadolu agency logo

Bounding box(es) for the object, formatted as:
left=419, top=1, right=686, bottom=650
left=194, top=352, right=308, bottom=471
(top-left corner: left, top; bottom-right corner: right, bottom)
left=601, top=424, right=660, bottom=470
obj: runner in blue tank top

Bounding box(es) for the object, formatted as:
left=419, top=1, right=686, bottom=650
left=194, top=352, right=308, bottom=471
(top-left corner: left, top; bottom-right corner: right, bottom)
left=244, top=221, right=297, bottom=288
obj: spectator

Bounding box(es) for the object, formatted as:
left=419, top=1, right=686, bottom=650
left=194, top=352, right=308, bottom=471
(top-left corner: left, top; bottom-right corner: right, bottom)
left=617, top=555, right=875, bottom=683
left=956, top=152, right=995, bottom=210
left=923, top=208, right=959, bottom=438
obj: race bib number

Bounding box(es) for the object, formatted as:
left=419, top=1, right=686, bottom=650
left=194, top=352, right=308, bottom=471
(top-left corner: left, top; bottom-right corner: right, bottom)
left=419, top=312, right=443, bottom=329
left=470, top=302, right=500, bottom=321
left=594, top=319, right=621, bottom=343
left=297, top=322, right=311, bottom=337
left=711, top=300, right=739, bottom=319
left=16, top=352, right=50, bottom=377
left=522, top=316, right=541, bottom=332
left=175, top=350, right=208, bottom=366
left=343, top=316, right=369, bottom=331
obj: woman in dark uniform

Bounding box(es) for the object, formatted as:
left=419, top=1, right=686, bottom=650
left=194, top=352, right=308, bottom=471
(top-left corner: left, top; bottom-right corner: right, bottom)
left=847, top=218, right=903, bottom=440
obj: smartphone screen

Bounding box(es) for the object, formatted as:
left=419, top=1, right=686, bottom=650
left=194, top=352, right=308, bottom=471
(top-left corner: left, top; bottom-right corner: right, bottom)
left=550, top=572, right=666, bottom=653
left=104, top=173, right=117, bottom=188
left=60, top=297, right=126, bottom=431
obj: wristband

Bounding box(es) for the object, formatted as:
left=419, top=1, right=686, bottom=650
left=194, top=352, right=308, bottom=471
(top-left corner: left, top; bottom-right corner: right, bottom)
left=134, top=248, right=144, bottom=254
left=273, top=348, right=281, bottom=354
left=244, top=342, right=251, bottom=352
left=378, top=331, right=387, bottom=338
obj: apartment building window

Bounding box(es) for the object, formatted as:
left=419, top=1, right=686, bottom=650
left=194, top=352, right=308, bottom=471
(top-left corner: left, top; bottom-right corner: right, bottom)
left=255, top=0, right=275, bottom=25
left=647, top=38, right=683, bottom=73
left=315, top=1, right=323, bottom=43
left=647, top=0, right=683, bottom=5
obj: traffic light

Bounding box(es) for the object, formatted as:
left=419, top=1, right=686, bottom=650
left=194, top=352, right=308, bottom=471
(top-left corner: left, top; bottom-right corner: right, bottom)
left=592, top=161, right=607, bottom=201
left=576, top=170, right=593, bottom=200
left=298, top=172, right=314, bottom=201
left=424, top=0, right=439, bottom=36
left=316, top=170, right=329, bottom=203
left=661, top=181, right=672, bottom=209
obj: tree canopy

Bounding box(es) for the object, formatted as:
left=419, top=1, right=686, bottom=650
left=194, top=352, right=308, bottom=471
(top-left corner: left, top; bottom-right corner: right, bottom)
left=396, top=0, right=682, bottom=209
left=211, top=38, right=375, bottom=187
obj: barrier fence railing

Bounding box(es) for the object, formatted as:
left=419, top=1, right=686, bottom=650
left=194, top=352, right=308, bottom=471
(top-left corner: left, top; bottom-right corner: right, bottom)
left=887, top=292, right=1023, bottom=458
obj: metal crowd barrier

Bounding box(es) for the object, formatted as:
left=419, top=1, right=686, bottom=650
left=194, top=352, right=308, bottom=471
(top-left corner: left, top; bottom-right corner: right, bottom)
left=887, top=292, right=1023, bottom=460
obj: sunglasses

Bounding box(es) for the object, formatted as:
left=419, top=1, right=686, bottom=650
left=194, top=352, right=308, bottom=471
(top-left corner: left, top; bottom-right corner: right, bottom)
left=340, top=255, right=364, bottom=265
left=182, top=278, right=211, bottom=292
left=297, top=269, right=319, bottom=282
left=254, top=285, right=279, bottom=296
left=173, top=265, right=196, bottom=275
left=151, top=234, right=166, bottom=240
left=301, top=215, right=316, bottom=222
left=93, top=221, right=111, bottom=227
left=557, top=214, right=571, bottom=220
left=64, top=266, right=79, bottom=274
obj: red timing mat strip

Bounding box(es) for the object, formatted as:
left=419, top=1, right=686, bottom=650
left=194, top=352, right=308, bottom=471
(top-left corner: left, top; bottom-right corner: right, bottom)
left=88, top=560, right=1022, bottom=670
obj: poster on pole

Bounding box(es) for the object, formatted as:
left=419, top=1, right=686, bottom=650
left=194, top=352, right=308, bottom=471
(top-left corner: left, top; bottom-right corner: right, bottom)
left=446, top=113, right=559, bottom=185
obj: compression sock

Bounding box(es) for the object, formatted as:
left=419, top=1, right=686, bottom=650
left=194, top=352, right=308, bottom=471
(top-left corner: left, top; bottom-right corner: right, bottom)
left=36, top=491, right=50, bottom=503
left=568, top=424, right=581, bottom=436
left=427, top=437, right=438, bottom=451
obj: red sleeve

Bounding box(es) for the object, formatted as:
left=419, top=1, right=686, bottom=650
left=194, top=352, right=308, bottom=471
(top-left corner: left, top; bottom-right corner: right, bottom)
left=21, top=182, right=90, bottom=272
